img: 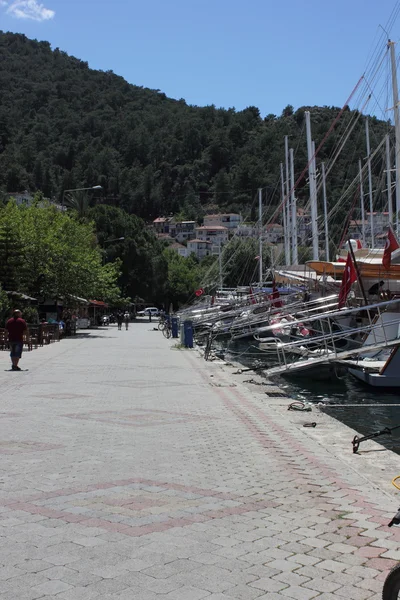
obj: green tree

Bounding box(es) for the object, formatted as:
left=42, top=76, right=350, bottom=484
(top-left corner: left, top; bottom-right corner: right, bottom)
left=0, top=199, right=123, bottom=303
left=163, top=249, right=201, bottom=307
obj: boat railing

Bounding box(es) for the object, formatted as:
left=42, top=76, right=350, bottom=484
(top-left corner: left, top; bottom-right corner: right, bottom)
left=262, top=297, right=400, bottom=377
left=229, top=293, right=333, bottom=336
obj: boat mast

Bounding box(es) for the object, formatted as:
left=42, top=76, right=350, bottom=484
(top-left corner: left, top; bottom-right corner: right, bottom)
left=365, top=117, right=374, bottom=248
left=359, top=159, right=366, bottom=246
left=284, top=136, right=291, bottom=264
left=386, top=133, right=393, bottom=226
left=305, top=111, right=319, bottom=260
left=389, top=40, right=400, bottom=233
left=321, top=162, right=329, bottom=261
left=280, top=163, right=290, bottom=265
left=258, top=188, right=263, bottom=286
left=218, top=241, right=223, bottom=290
left=290, top=148, right=298, bottom=264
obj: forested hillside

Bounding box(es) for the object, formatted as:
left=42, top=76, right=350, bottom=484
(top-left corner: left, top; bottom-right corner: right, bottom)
left=0, top=31, right=391, bottom=222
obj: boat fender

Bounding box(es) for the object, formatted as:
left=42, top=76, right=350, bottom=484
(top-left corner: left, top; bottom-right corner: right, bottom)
left=288, top=401, right=312, bottom=412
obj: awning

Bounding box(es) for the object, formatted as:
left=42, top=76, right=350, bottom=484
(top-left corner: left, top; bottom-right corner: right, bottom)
left=5, top=291, right=38, bottom=302
left=89, top=300, right=108, bottom=307
left=67, top=295, right=90, bottom=305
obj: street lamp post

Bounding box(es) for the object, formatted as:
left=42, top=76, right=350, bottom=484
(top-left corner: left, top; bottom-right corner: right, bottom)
left=61, top=185, right=103, bottom=210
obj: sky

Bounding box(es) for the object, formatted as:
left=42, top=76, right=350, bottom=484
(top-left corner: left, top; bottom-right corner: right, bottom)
left=1, top=0, right=400, bottom=117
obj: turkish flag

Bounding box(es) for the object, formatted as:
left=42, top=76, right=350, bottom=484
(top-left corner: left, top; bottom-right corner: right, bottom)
left=338, top=253, right=357, bottom=308
left=269, top=280, right=283, bottom=308
left=195, top=288, right=204, bottom=297
left=382, top=226, right=400, bottom=270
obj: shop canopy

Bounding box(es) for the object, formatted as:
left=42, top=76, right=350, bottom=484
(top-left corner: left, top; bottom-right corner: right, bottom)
left=6, top=291, right=38, bottom=302
left=66, top=295, right=90, bottom=305
left=89, top=300, right=108, bottom=307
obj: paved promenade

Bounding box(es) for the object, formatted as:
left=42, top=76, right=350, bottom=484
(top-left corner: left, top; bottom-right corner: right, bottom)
left=0, top=321, right=399, bottom=599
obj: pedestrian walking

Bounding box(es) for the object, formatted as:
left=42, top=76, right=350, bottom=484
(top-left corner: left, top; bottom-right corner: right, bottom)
left=117, top=312, right=123, bottom=331
left=124, top=311, right=130, bottom=330
left=6, top=309, right=28, bottom=371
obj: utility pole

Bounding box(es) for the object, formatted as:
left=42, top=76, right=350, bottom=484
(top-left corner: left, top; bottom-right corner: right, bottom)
left=321, top=162, right=329, bottom=262
left=305, top=111, right=319, bottom=260
left=365, top=118, right=374, bottom=247
left=389, top=40, right=400, bottom=233
left=289, top=148, right=298, bottom=264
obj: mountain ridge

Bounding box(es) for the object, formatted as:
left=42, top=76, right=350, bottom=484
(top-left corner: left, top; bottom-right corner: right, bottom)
left=0, top=31, right=390, bottom=223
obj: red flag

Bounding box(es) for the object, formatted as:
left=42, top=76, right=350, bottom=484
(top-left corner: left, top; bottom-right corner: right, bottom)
left=338, top=253, right=357, bottom=308
left=269, top=280, right=283, bottom=308
left=195, top=288, right=204, bottom=297
left=382, top=226, right=399, bottom=270
left=249, top=287, right=257, bottom=305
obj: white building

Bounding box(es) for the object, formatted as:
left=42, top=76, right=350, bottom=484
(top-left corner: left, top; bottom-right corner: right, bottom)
left=5, top=190, right=34, bottom=206
left=264, top=223, right=284, bottom=244
left=195, top=226, right=229, bottom=255
left=236, top=224, right=256, bottom=237
left=349, top=213, right=390, bottom=248
left=187, top=239, right=212, bottom=259
left=203, top=213, right=242, bottom=232
left=170, top=221, right=196, bottom=243
left=170, top=242, right=188, bottom=257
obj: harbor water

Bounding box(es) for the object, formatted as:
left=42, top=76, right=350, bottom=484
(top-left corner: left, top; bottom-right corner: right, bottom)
left=222, top=341, right=400, bottom=455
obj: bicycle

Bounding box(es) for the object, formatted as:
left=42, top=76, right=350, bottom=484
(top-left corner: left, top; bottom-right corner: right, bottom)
left=162, top=320, right=171, bottom=339
left=382, top=475, right=400, bottom=599
left=158, top=315, right=166, bottom=331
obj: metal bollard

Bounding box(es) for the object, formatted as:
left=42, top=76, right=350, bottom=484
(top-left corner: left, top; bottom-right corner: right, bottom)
left=183, top=320, right=193, bottom=348
left=171, top=317, right=179, bottom=338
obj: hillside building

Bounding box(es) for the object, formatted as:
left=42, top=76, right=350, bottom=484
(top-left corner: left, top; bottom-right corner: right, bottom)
left=187, top=239, right=212, bottom=259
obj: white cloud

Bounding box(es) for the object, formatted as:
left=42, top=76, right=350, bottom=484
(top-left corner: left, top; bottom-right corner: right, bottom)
left=6, top=0, right=55, bottom=21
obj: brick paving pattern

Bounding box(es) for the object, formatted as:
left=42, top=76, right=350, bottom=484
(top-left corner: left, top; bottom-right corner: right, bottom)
left=0, top=322, right=398, bottom=598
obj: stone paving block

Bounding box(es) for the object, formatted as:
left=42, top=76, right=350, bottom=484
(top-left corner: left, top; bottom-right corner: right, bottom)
left=273, top=570, right=311, bottom=586
left=164, top=586, right=211, bottom=599
left=279, top=585, right=319, bottom=599
left=333, top=585, right=375, bottom=599
left=204, top=594, right=236, bottom=600
left=0, top=565, right=26, bottom=580
left=143, top=558, right=203, bottom=579
left=85, top=577, right=130, bottom=595
left=31, top=579, right=73, bottom=596
left=223, top=584, right=267, bottom=599
left=114, top=588, right=159, bottom=600
left=249, top=577, right=287, bottom=593
left=262, top=558, right=298, bottom=572
left=303, top=577, right=342, bottom=593
left=118, top=570, right=184, bottom=594
left=57, top=586, right=101, bottom=600
left=327, top=542, right=359, bottom=554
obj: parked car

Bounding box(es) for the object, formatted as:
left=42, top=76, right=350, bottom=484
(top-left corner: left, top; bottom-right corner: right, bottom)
left=137, top=307, right=160, bottom=317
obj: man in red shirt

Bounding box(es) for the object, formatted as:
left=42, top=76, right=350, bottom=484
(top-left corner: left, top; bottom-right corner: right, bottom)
left=6, top=309, right=28, bottom=371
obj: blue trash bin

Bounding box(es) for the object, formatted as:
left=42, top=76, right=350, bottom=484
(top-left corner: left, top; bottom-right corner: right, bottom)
left=171, top=317, right=179, bottom=338
left=183, top=320, right=193, bottom=348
